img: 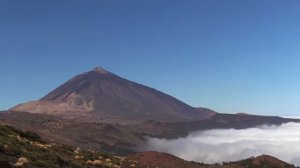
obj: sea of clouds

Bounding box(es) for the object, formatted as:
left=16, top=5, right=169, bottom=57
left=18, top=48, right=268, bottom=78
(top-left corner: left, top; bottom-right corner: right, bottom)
left=146, top=122, right=300, bottom=166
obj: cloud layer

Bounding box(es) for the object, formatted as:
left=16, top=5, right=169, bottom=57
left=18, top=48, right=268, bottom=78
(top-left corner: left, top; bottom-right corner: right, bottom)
left=146, top=122, right=300, bottom=166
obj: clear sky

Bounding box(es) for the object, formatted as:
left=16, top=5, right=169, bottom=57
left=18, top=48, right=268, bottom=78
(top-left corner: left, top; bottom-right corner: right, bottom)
left=1, top=0, right=300, bottom=116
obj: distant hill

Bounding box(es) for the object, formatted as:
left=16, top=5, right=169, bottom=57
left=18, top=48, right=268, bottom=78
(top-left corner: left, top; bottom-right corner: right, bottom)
left=11, top=67, right=216, bottom=122
left=129, top=151, right=295, bottom=168
left=223, top=154, right=296, bottom=168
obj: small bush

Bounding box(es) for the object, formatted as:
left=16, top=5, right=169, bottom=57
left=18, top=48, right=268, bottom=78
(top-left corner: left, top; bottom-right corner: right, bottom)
left=19, top=131, right=41, bottom=141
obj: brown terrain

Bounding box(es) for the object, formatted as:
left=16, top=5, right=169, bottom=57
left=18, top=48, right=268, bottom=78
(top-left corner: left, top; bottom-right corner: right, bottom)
left=251, top=155, right=291, bottom=167
left=129, top=151, right=204, bottom=168
left=129, top=151, right=295, bottom=168
left=1, top=67, right=299, bottom=167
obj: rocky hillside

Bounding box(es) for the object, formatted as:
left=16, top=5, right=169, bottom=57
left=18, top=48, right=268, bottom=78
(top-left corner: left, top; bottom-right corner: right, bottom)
left=0, top=123, right=148, bottom=168
left=0, top=124, right=296, bottom=168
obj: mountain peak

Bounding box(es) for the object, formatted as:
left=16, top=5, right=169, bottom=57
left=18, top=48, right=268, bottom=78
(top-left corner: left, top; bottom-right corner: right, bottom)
left=11, top=67, right=212, bottom=122
left=91, top=66, right=110, bottom=74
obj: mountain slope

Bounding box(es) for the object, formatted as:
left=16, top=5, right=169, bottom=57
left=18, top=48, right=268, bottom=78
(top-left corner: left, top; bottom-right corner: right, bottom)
left=11, top=67, right=215, bottom=122
left=0, top=123, right=155, bottom=168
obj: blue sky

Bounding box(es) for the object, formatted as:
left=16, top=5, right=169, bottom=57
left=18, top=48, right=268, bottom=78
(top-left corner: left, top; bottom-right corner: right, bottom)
left=1, top=0, right=300, bottom=115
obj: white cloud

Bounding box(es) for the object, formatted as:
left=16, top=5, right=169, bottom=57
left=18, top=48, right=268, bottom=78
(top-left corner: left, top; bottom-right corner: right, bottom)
left=283, top=115, right=300, bottom=119
left=145, top=122, right=300, bottom=166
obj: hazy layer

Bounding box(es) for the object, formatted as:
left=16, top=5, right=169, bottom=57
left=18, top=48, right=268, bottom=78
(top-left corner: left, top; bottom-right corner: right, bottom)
left=146, top=122, right=300, bottom=166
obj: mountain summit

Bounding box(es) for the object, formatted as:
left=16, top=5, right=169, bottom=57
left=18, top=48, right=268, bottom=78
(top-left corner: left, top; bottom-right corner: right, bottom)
left=91, top=66, right=111, bottom=74
left=11, top=67, right=215, bottom=122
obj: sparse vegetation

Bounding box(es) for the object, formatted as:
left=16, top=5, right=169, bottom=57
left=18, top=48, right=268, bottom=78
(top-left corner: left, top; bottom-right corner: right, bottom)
left=0, top=124, right=149, bottom=168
